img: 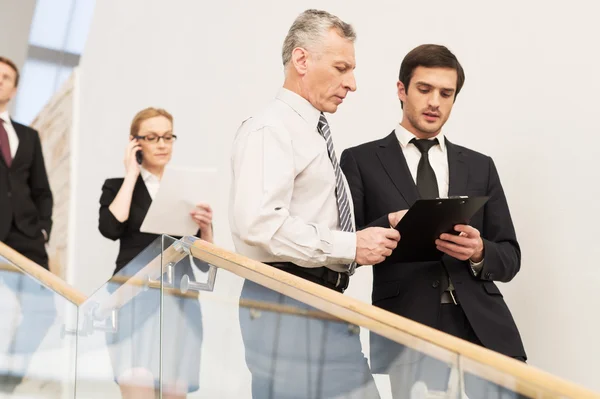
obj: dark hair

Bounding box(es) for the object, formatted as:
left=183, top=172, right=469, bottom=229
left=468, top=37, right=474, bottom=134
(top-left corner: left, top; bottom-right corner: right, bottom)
left=399, top=44, right=464, bottom=105
left=0, top=56, right=20, bottom=87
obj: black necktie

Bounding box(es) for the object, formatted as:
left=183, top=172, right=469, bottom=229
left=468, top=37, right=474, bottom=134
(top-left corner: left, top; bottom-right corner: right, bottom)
left=411, top=138, right=439, bottom=199
left=412, top=137, right=454, bottom=297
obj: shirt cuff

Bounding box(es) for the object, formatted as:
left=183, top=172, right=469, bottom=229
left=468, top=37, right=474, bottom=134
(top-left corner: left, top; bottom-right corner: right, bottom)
left=469, top=258, right=484, bottom=276
left=329, top=230, right=357, bottom=267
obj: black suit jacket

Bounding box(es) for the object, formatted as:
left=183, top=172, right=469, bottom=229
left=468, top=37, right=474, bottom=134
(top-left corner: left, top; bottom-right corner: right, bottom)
left=99, top=177, right=208, bottom=276
left=0, top=121, right=53, bottom=243
left=340, top=132, right=526, bottom=366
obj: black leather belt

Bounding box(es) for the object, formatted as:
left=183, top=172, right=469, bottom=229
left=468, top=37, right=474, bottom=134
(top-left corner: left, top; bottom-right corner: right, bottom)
left=265, top=262, right=349, bottom=293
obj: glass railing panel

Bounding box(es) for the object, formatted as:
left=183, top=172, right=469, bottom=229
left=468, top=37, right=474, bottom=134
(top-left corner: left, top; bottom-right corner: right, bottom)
left=458, top=355, right=571, bottom=399
left=75, top=235, right=181, bottom=398
left=0, top=254, right=78, bottom=398
left=72, top=234, right=598, bottom=398
left=176, top=237, right=597, bottom=399
left=156, top=237, right=461, bottom=399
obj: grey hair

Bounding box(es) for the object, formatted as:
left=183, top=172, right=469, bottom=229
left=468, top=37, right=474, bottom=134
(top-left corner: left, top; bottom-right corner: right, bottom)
left=282, top=9, right=356, bottom=67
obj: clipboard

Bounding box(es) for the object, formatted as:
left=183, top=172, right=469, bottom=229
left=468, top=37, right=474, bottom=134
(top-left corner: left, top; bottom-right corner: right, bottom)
left=140, top=165, right=218, bottom=237
left=390, top=196, right=489, bottom=263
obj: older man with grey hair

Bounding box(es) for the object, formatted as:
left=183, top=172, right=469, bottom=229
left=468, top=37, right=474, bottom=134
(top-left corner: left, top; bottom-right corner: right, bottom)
left=230, top=9, right=399, bottom=399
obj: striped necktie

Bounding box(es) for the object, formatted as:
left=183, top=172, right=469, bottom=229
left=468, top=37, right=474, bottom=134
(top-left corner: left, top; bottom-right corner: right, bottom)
left=317, top=113, right=356, bottom=274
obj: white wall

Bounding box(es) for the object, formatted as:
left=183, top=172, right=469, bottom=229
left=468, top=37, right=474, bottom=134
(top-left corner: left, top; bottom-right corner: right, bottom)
left=0, top=0, right=36, bottom=67
left=73, top=0, right=600, bottom=393
left=0, top=0, right=37, bottom=113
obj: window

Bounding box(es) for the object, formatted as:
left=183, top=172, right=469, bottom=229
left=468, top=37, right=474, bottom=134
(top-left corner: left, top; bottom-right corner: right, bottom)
left=13, top=0, right=96, bottom=123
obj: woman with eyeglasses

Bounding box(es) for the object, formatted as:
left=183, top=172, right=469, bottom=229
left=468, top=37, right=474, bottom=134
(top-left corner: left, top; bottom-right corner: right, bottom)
left=98, top=107, right=211, bottom=398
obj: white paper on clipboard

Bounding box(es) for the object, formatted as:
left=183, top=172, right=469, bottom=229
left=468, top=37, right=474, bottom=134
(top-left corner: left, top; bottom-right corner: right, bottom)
left=140, top=165, right=218, bottom=237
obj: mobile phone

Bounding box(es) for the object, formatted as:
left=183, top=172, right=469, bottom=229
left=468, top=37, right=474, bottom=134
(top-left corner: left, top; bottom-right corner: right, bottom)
left=135, top=150, right=143, bottom=165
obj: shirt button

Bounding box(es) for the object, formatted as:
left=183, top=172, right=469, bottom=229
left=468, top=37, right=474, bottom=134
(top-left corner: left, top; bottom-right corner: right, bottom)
left=432, top=280, right=440, bottom=288
left=7, top=191, right=11, bottom=198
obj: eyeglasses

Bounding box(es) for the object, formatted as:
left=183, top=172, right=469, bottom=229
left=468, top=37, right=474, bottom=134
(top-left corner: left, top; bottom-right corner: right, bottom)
left=135, top=134, right=178, bottom=143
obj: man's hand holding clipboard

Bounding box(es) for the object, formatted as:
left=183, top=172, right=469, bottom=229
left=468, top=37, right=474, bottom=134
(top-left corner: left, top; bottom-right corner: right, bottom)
left=436, top=224, right=485, bottom=262
left=388, top=196, right=489, bottom=263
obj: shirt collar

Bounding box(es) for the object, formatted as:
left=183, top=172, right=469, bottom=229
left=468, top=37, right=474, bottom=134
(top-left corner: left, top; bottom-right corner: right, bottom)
left=394, top=124, right=446, bottom=152
left=276, top=88, right=322, bottom=131
left=140, top=166, right=160, bottom=183
left=0, top=110, right=10, bottom=125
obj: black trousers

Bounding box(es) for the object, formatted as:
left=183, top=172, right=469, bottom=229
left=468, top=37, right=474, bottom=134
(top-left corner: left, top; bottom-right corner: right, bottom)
left=2, top=224, right=48, bottom=269
left=389, top=304, right=527, bottom=399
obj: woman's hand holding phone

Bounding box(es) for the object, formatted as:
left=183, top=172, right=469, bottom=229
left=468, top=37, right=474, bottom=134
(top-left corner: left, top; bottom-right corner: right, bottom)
left=124, top=136, right=142, bottom=178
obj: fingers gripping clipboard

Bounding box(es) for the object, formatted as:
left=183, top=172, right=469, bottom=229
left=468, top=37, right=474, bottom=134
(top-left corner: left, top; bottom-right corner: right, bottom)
left=390, top=196, right=489, bottom=263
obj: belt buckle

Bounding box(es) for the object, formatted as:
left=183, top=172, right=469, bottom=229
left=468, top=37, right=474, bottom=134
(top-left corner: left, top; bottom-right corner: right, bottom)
left=441, top=290, right=459, bottom=305
left=449, top=290, right=458, bottom=305
left=338, top=273, right=350, bottom=293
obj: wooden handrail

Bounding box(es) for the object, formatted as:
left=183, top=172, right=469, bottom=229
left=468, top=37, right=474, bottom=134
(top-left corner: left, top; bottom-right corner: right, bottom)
left=91, top=239, right=188, bottom=319
left=0, top=241, right=87, bottom=306
left=187, top=239, right=600, bottom=399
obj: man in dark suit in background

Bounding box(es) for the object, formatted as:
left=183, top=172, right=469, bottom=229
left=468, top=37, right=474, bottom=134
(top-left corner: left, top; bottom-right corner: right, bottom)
left=0, top=56, right=55, bottom=393
left=340, top=45, right=526, bottom=398
left=0, top=56, right=53, bottom=267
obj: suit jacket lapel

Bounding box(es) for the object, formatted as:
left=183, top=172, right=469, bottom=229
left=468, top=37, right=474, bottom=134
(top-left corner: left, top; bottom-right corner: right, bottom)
left=135, top=175, right=153, bottom=212
left=446, top=138, right=469, bottom=196
left=376, top=131, right=420, bottom=206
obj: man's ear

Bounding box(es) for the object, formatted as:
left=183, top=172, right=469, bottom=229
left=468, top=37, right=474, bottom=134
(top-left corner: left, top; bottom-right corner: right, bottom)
left=291, top=47, right=309, bottom=77
left=397, top=80, right=407, bottom=103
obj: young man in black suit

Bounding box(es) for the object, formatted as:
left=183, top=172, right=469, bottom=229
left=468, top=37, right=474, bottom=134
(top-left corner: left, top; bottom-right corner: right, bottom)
left=340, top=44, right=526, bottom=398
left=0, top=56, right=55, bottom=392
left=0, top=57, right=53, bottom=267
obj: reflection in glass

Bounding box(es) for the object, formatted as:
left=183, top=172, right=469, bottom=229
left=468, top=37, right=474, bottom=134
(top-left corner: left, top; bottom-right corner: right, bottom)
left=76, top=236, right=212, bottom=398
left=73, top=236, right=575, bottom=398
left=0, top=255, right=77, bottom=398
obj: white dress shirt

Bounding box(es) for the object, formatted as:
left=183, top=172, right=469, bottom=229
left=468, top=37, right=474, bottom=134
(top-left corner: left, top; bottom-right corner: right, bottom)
left=140, top=166, right=160, bottom=200
left=394, top=124, right=483, bottom=274
left=229, top=88, right=356, bottom=272
left=0, top=110, right=19, bottom=158
left=394, top=124, right=449, bottom=198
